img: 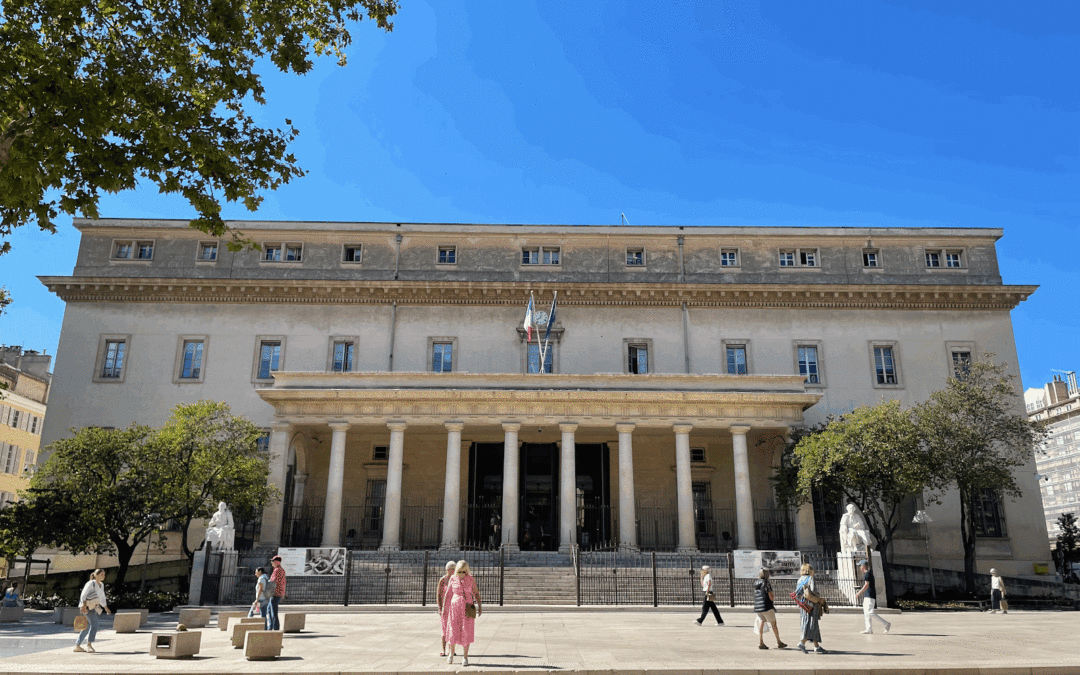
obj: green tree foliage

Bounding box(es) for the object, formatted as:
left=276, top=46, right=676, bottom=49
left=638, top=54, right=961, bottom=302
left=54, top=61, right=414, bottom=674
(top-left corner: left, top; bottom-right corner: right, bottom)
left=793, top=400, right=933, bottom=562
left=914, top=356, right=1048, bottom=592
left=768, top=423, right=832, bottom=510
left=1055, top=513, right=1079, bottom=579
left=0, top=0, right=397, bottom=254
left=31, top=425, right=163, bottom=589
left=0, top=286, right=9, bottom=314
left=154, top=400, right=278, bottom=561
left=0, top=492, right=83, bottom=573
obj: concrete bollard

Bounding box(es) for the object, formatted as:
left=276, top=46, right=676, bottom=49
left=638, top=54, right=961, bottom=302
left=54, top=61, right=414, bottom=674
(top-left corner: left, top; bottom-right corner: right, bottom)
left=244, top=630, right=284, bottom=660
left=150, top=631, right=202, bottom=659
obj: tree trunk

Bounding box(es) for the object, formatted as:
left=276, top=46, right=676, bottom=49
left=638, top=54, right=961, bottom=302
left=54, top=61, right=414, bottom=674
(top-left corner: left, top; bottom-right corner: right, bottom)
left=959, top=489, right=978, bottom=593
left=111, top=539, right=138, bottom=591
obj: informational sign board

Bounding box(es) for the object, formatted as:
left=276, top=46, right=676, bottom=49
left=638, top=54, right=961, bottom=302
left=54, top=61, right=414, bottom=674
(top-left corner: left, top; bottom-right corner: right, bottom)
left=733, top=550, right=802, bottom=579
left=277, top=547, right=347, bottom=576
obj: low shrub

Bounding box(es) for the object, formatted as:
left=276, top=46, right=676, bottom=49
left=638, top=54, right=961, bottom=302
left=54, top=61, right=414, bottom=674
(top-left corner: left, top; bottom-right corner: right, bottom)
left=109, top=590, right=187, bottom=613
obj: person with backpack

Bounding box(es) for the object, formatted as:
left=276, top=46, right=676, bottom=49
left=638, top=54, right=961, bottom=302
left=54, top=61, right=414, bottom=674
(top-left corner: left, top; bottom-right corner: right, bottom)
left=753, top=568, right=786, bottom=649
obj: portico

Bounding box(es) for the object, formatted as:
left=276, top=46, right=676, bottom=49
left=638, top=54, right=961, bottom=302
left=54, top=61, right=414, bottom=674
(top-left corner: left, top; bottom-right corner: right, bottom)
left=256, top=372, right=821, bottom=553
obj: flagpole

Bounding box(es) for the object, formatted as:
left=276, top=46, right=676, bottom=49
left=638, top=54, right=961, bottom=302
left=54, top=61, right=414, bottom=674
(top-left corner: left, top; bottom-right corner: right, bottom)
left=540, top=291, right=557, bottom=374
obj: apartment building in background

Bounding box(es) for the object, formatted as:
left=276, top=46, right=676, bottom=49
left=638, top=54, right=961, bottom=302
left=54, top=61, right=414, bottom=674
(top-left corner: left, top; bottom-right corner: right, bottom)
left=1027, top=371, right=1080, bottom=542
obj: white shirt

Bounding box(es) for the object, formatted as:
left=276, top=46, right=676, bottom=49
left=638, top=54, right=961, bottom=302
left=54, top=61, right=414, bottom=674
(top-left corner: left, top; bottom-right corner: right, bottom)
left=79, top=580, right=108, bottom=613
left=991, top=575, right=1004, bottom=591
left=701, top=573, right=713, bottom=592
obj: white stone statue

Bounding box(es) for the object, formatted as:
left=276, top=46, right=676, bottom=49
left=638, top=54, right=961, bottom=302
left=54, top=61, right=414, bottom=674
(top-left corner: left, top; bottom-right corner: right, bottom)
left=205, top=501, right=236, bottom=551
left=839, top=503, right=877, bottom=554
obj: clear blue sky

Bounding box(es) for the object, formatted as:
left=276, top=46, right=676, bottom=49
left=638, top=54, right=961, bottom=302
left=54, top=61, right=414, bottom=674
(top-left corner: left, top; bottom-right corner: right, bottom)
left=1, top=0, right=1077, bottom=390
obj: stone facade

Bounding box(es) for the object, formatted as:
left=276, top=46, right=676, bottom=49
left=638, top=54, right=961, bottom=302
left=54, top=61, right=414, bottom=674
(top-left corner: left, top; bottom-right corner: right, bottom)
left=38, top=219, right=1052, bottom=576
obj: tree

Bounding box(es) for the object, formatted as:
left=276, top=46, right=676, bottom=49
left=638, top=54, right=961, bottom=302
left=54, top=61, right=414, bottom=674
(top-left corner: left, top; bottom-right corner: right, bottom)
left=1055, top=513, right=1079, bottom=579
left=0, top=492, right=84, bottom=579
left=0, top=286, right=9, bottom=314
left=0, top=0, right=397, bottom=255
left=153, top=400, right=278, bottom=561
left=914, top=356, right=1048, bottom=592
left=32, top=425, right=166, bottom=589
left=792, top=400, right=934, bottom=565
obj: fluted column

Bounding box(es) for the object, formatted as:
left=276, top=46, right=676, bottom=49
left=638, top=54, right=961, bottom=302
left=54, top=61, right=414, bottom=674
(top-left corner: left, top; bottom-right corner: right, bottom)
left=558, top=423, right=578, bottom=553
left=501, top=422, right=521, bottom=552
left=731, top=424, right=756, bottom=550
left=441, top=422, right=465, bottom=549
left=258, top=423, right=291, bottom=548
left=673, top=424, right=697, bottom=552
left=321, top=422, right=350, bottom=547
left=380, top=421, right=407, bottom=551
left=616, top=423, right=637, bottom=548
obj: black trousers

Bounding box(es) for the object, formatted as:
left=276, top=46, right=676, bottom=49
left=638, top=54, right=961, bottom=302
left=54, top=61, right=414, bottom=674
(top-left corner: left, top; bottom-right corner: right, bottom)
left=698, top=594, right=723, bottom=624
left=991, top=589, right=1002, bottom=610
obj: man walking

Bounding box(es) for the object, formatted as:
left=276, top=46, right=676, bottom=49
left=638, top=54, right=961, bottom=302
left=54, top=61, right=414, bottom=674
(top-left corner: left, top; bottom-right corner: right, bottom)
left=267, top=555, right=287, bottom=631
left=855, top=559, right=890, bottom=634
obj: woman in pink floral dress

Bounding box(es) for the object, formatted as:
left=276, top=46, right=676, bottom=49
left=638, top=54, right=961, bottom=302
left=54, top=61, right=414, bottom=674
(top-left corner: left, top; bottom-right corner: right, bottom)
left=436, top=561, right=456, bottom=657
left=443, top=560, right=482, bottom=665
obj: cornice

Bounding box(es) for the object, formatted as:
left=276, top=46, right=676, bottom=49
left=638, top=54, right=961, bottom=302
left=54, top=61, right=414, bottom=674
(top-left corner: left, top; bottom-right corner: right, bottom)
left=38, top=277, right=1037, bottom=311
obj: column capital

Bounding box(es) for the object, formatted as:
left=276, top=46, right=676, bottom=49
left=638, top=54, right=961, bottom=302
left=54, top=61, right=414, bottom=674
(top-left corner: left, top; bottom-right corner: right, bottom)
left=672, top=423, right=693, bottom=435
left=328, top=421, right=351, bottom=432
left=615, top=423, right=636, bottom=434
left=730, top=424, right=752, bottom=436
left=294, top=473, right=308, bottom=485
left=270, top=422, right=291, bottom=433
left=387, top=420, right=408, bottom=433
left=444, top=421, right=465, bottom=432
left=559, top=422, right=579, bottom=433
left=501, top=421, right=522, bottom=432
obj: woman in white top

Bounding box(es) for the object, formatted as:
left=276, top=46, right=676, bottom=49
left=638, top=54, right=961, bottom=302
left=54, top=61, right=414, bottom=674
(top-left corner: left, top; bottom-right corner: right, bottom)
left=74, top=569, right=111, bottom=653
left=989, top=568, right=1007, bottom=614
left=694, top=565, right=724, bottom=625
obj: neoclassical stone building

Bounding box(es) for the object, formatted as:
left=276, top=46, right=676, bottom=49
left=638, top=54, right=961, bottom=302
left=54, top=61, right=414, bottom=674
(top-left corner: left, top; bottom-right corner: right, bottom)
left=39, top=219, right=1052, bottom=577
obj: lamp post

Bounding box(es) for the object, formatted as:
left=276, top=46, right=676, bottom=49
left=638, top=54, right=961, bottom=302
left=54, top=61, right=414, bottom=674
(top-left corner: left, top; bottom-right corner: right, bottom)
left=913, top=510, right=936, bottom=599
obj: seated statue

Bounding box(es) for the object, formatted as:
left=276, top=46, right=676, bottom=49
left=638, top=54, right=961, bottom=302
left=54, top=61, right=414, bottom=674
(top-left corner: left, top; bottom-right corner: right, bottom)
left=205, top=501, right=236, bottom=551
left=838, top=503, right=877, bottom=554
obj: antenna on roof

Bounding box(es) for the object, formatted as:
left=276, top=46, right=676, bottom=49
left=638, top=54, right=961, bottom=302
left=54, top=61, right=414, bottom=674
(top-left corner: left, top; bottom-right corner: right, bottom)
left=621, top=213, right=630, bottom=225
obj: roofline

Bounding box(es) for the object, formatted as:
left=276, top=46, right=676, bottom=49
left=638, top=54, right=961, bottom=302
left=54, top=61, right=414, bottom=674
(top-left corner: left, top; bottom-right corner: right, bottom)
left=71, top=218, right=1005, bottom=240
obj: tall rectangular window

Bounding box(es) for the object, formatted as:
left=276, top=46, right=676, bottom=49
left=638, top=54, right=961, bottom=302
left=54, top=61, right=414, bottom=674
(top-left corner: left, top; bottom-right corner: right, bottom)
left=798, top=345, right=820, bottom=384
left=1, top=443, right=20, bottom=474
left=527, top=343, right=554, bottom=374
left=628, top=344, right=649, bottom=374
left=332, top=340, right=355, bottom=372
left=925, top=251, right=941, bottom=268
left=180, top=340, right=204, bottom=379
left=364, top=479, right=387, bottom=536
left=10, top=410, right=20, bottom=429
left=726, top=346, right=747, bottom=374
left=102, top=340, right=126, bottom=378
left=952, top=350, right=972, bottom=379
left=432, top=342, right=453, bottom=373
left=973, top=489, right=1007, bottom=537
left=874, top=346, right=897, bottom=385
left=258, top=341, right=281, bottom=379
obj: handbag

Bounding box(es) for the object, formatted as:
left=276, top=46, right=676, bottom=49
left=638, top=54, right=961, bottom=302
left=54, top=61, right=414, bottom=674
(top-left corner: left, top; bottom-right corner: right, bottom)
left=705, top=591, right=716, bottom=602
left=465, top=603, right=477, bottom=619
left=73, top=614, right=90, bottom=632
left=789, top=590, right=814, bottom=613
left=999, top=599, right=1008, bottom=612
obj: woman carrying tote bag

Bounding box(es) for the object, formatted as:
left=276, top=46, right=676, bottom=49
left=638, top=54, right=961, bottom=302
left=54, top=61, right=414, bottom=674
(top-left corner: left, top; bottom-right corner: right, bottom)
left=74, top=569, right=112, bottom=653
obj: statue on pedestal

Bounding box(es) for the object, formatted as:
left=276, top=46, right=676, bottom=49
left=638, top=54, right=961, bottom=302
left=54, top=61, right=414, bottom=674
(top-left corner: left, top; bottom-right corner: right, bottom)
left=205, top=501, right=236, bottom=551
left=838, top=503, right=877, bottom=554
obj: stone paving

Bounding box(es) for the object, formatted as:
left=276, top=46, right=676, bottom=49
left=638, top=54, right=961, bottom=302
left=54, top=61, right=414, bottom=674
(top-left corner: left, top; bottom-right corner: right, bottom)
left=1, top=606, right=1078, bottom=674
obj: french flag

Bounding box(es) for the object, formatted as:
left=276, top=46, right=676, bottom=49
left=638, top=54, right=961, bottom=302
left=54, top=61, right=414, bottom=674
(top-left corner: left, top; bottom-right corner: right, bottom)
left=523, top=294, right=534, bottom=341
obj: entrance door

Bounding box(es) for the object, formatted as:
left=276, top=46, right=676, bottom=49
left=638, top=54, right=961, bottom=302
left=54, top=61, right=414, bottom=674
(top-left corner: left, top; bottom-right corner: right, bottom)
left=466, top=443, right=504, bottom=548
left=575, top=443, right=611, bottom=550
left=520, top=443, right=557, bottom=550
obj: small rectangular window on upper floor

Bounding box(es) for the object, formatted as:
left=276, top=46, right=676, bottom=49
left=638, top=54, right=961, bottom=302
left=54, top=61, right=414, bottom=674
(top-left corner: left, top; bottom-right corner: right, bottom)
left=778, top=248, right=819, bottom=268
left=690, top=447, right=707, bottom=463
left=720, top=249, right=740, bottom=267
left=263, top=243, right=303, bottom=263
left=522, top=246, right=560, bottom=265
left=198, top=242, right=218, bottom=261
left=862, top=249, right=881, bottom=268
left=112, top=240, right=154, bottom=261
left=438, top=246, right=457, bottom=265
left=343, top=245, right=363, bottom=263
left=925, top=248, right=965, bottom=269
left=372, top=445, right=389, bottom=461
left=625, top=248, right=645, bottom=267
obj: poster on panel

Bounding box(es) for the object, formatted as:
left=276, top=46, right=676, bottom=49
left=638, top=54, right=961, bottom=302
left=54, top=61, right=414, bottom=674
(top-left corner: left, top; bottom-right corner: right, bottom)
left=277, top=547, right=347, bottom=576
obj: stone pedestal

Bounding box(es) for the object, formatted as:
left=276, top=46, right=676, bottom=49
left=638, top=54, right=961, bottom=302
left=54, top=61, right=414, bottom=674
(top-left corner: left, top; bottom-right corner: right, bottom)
left=280, top=612, right=306, bottom=633
left=150, top=631, right=201, bottom=659
left=112, top=612, right=141, bottom=633
left=244, top=630, right=284, bottom=660
left=836, top=550, right=886, bottom=606
left=188, top=548, right=207, bottom=606
left=217, top=610, right=247, bottom=630
left=178, top=607, right=211, bottom=628
left=232, top=621, right=265, bottom=648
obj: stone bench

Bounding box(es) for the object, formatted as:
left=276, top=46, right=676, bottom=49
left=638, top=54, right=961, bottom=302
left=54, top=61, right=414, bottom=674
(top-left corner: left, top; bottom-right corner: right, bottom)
left=54, top=607, right=82, bottom=626
left=244, top=630, right=284, bottom=660
left=112, top=612, right=142, bottom=633
left=0, top=606, right=24, bottom=622
left=217, top=610, right=247, bottom=630
left=280, top=612, right=306, bottom=633
left=115, top=608, right=149, bottom=626
left=232, top=621, right=266, bottom=648
left=150, top=631, right=202, bottom=659
left=177, top=607, right=211, bottom=628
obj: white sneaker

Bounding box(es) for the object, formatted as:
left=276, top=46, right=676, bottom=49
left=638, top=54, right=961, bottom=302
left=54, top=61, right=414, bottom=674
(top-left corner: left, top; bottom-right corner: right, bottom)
left=860, top=629, right=872, bottom=634
left=447, top=654, right=453, bottom=664
left=462, top=658, right=470, bottom=666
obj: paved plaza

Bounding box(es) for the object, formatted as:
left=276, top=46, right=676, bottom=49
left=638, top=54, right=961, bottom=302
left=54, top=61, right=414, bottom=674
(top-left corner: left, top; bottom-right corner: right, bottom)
left=1, top=606, right=1078, bottom=674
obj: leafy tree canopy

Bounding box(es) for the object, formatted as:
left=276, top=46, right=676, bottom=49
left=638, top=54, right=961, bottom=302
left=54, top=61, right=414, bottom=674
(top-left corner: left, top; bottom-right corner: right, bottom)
left=914, top=355, right=1048, bottom=590
left=0, top=0, right=397, bottom=255
left=793, top=399, right=932, bottom=558
left=1055, top=513, right=1079, bottom=572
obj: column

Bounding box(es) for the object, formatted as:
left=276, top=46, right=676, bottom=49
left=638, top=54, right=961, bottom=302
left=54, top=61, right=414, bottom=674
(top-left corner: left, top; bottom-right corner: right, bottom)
left=796, top=501, right=818, bottom=550
left=673, top=424, right=697, bottom=552
left=558, top=423, right=578, bottom=553
left=380, top=421, right=407, bottom=551
left=257, top=423, right=291, bottom=548
left=321, top=422, right=350, bottom=547
left=731, top=425, right=756, bottom=549
left=616, top=423, right=637, bottom=548
left=441, top=422, right=464, bottom=549
left=501, top=422, right=521, bottom=552
left=291, top=473, right=308, bottom=507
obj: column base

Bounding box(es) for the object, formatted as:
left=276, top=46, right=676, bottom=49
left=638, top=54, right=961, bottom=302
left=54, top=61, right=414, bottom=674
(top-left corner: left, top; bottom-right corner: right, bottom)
left=438, top=543, right=460, bottom=551
left=502, top=544, right=520, bottom=554
left=558, top=544, right=572, bottom=554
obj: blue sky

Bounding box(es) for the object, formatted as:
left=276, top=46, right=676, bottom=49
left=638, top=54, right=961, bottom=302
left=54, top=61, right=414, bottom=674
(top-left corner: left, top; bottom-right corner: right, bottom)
left=1, top=0, right=1077, bottom=390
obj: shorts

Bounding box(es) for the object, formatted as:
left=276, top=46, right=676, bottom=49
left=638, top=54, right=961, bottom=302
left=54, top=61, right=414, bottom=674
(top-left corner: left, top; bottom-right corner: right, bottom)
left=755, top=609, right=776, bottom=623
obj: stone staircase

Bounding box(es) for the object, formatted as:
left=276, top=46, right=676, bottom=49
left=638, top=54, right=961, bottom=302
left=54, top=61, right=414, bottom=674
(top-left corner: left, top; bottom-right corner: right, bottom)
left=497, top=567, right=578, bottom=605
